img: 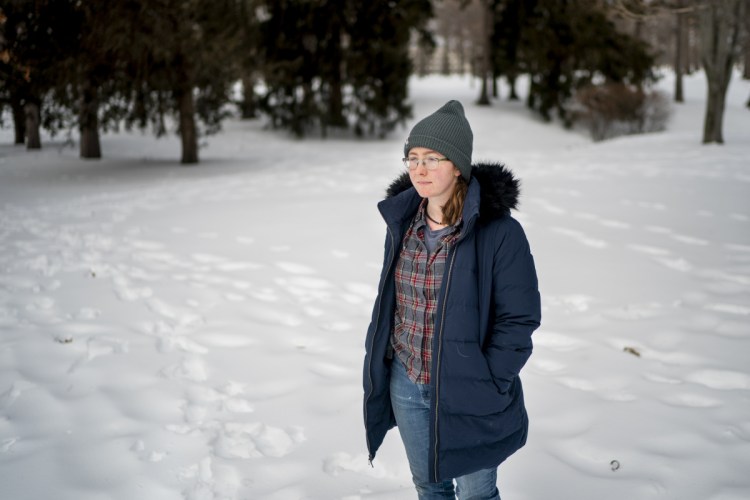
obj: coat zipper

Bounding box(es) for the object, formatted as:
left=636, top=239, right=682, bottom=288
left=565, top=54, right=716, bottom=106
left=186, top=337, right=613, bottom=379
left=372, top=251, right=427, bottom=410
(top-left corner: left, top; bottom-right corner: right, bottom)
left=365, top=226, right=396, bottom=462
left=432, top=246, right=459, bottom=481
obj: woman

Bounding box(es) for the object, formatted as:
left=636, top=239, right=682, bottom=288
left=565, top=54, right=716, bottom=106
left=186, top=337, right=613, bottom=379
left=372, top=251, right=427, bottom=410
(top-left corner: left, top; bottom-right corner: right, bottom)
left=363, top=100, right=541, bottom=499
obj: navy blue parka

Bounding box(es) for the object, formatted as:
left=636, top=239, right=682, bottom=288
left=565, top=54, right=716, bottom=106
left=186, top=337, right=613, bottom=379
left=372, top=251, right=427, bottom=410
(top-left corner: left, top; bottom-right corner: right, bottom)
left=363, top=162, right=541, bottom=482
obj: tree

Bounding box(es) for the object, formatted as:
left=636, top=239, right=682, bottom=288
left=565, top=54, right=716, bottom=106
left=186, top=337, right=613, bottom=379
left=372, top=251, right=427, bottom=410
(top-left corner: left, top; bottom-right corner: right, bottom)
left=345, top=0, right=432, bottom=137
left=614, top=0, right=746, bottom=140
left=112, top=0, right=242, bottom=164
left=0, top=0, right=78, bottom=150
left=700, top=0, right=743, bottom=143
left=257, top=0, right=431, bottom=138
left=476, top=0, right=493, bottom=105
left=492, top=0, right=525, bottom=100
left=674, top=3, right=687, bottom=102
left=516, top=0, right=655, bottom=125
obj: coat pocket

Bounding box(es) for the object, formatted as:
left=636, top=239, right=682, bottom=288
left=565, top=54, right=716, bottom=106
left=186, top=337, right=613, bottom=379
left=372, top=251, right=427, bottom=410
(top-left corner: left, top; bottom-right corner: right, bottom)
left=440, top=340, right=512, bottom=417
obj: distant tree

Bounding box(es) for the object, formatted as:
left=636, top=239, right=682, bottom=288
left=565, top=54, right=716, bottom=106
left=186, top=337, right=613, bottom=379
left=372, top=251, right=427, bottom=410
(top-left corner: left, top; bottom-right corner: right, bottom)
left=476, top=0, right=493, bottom=105
left=743, top=0, right=750, bottom=80
left=517, top=1, right=655, bottom=125
left=345, top=0, right=433, bottom=137
left=257, top=0, right=431, bottom=138
left=256, top=0, right=324, bottom=136
left=492, top=0, right=525, bottom=100
left=0, top=0, right=78, bottom=149
left=615, top=0, right=746, bottom=140
left=699, top=0, right=743, bottom=143
left=237, top=0, right=263, bottom=120
left=674, top=2, right=687, bottom=102
left=114, top=0, right=243, bottom=164
left=0, top=14, right=26, bottom=145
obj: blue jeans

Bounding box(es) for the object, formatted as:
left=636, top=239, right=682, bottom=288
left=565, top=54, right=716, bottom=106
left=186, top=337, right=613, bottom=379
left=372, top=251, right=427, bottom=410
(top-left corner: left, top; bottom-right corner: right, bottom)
left=390, top=359, right=501, bottom=500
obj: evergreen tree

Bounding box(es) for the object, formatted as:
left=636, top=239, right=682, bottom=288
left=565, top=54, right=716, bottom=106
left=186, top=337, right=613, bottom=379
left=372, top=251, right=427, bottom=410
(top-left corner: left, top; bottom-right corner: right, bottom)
left=257, top=0, right=431, bottom=138
left=256, top=0, right=336, bottom=136
left=115, top=0, right=243, bottom=164
left=491, top=0, right=524, bottom=100
left=0, top=0, right=78, bottom=149
left=345, top=0, right=432, bottom=137
left=498, top=0, right=655, bottom=125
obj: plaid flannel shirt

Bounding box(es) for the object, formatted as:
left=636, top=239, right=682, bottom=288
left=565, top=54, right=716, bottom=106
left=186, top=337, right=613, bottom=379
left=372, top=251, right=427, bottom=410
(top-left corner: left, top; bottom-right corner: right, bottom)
left=391, top=201, right=461, bottom=384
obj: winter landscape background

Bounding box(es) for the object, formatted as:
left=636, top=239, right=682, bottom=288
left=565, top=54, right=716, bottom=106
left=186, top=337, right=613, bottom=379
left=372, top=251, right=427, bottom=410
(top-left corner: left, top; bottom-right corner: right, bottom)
left=1, top=71, right=749, bottom=500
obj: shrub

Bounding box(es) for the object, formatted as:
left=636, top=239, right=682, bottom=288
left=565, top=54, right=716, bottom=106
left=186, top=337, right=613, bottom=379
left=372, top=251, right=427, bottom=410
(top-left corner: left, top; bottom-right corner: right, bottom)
left=572, top=83, right=671, bottom=141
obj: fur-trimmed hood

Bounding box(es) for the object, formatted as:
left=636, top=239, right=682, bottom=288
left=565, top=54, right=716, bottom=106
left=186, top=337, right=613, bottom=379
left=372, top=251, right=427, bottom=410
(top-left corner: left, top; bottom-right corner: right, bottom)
left=384, top=162, right=520, bottom=223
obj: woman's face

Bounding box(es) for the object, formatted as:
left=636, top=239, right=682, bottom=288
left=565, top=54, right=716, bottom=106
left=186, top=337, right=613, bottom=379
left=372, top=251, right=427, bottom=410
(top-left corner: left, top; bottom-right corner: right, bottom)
left=407, top=147, right=461, bottom=205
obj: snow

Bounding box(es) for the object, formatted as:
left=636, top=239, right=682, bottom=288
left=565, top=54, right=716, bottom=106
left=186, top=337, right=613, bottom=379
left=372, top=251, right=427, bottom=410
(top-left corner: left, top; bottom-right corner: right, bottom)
left=0, top=70, right=749, bottom=500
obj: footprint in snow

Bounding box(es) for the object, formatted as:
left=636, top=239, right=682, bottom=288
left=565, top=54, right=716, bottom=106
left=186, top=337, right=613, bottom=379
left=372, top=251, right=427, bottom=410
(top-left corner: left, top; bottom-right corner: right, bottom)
left=213, top=422, right=304, bottom=459
left=68, top=336, right=129, bottom=373
left=322, top=452, right=391, bottom=479
left=161, top=355, right=209, bottom=383
left=131, top=439, right=168, bottom=462
left=178, top=456, right=241, bottom=500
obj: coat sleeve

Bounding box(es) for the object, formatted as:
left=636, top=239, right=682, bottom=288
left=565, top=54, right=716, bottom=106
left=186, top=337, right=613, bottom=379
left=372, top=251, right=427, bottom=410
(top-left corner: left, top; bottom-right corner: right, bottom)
left=484, top=217, right=541, bottom=394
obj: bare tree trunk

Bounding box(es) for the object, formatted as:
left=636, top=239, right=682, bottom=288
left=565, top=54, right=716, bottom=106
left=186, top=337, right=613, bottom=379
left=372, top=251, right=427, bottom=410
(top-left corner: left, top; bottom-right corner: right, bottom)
left=79, top=82, right=101, bottom=159
left=177, top=86, right=198, bottom=164
left=744, top=3, right=750, bottom=79
left=459, top=29, right=467, bottom=75
left=240, top=73, right=257, bottom=119
left=700, top=0, right=742, bottom=144
left=675, top=9, right=685, bottom=102
left=24, top=100, right=41, bottom=150
left=327, top=17, right=346, bottom=129
left=11, top=97, right=25, bottom=145
left=441, top=33, right=451, bottom=75
left=507, top=74, right=519, bottom=100
left=477, top=0, right=492, bottom=106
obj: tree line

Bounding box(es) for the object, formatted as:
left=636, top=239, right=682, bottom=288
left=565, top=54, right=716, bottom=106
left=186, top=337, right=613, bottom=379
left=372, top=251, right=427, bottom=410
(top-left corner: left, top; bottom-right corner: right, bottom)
left=1, top=0, right=746, bottom=165
left=427, top=0, right=748, bottom=144
left=0, top=0, right=431, bottom=163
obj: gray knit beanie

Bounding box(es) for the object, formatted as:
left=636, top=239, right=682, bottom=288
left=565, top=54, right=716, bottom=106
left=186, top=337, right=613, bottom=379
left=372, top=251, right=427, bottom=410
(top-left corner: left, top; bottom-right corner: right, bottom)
left=404, top=100, right=473, bottom=182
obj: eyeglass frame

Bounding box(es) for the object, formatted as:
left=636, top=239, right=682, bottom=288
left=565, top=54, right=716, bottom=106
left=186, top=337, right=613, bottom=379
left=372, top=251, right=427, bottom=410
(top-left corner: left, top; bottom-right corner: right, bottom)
left=402, top=156, right=451, bottom=170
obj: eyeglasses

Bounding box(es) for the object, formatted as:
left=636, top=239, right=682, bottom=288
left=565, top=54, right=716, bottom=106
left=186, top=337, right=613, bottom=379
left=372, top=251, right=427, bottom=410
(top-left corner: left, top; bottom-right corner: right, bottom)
left=403, top=156, right=450, bottom=170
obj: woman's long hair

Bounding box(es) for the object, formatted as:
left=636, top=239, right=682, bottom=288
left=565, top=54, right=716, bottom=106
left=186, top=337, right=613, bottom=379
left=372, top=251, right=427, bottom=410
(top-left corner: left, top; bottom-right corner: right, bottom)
left=441, top=174, right=468, bottom=226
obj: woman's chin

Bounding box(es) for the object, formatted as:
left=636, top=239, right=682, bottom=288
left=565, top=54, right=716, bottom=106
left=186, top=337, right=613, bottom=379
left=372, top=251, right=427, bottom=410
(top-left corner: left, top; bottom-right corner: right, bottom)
left=412, top=186, right=431, bottom=198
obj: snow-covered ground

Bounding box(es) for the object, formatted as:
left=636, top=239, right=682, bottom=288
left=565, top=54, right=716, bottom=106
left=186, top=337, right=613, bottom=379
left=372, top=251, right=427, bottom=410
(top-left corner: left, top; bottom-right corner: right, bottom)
left=0, top=71, right=748, bottom=500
